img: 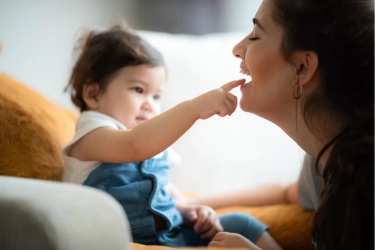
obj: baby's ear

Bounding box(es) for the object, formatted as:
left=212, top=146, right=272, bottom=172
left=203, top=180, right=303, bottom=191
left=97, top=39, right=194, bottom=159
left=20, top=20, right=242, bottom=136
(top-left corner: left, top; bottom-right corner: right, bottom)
left=82, top=83, right=100, bottom=110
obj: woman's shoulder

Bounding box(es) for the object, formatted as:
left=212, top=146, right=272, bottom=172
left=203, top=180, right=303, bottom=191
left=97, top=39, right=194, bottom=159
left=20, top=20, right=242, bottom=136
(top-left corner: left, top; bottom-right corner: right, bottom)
left=298, top=154, right=324, bottom=210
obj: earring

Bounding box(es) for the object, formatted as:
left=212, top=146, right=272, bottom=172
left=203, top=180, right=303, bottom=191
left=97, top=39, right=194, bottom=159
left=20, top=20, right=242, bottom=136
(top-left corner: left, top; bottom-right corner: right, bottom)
left=292, top=81, right=303, bottom=99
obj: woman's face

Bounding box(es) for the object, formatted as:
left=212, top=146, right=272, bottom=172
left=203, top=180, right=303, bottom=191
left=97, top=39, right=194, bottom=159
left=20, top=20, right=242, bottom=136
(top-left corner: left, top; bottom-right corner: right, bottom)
left=232, top=0, right=297, bottom=124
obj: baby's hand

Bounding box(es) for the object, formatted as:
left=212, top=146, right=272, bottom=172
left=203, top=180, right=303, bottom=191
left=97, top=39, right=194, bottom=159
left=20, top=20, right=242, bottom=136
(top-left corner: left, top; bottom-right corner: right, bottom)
left=209, top=232, right=260, bottom=249
left=184, top=205, right=223, bottom=240
left=192, top=79, right=245, bottom=120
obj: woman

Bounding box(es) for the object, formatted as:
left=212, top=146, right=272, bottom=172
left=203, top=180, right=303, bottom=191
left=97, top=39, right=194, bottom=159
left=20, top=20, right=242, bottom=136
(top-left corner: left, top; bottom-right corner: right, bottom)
left=203, top=0, right=373, bottom=249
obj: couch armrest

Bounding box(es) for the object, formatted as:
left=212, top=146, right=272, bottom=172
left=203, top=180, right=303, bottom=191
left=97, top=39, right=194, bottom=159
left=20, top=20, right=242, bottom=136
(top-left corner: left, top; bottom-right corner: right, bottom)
left=0, top=176, right=131, bottom=250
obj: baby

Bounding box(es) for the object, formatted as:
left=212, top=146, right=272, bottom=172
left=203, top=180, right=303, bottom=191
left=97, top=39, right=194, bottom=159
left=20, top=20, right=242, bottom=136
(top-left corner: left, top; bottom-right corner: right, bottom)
left=62, top=25, right=280, bottom=249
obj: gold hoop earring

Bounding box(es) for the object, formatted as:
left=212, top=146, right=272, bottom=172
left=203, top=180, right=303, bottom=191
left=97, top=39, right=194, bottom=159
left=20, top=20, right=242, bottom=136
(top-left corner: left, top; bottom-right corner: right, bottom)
left=292, top=81, right=303, bottom=99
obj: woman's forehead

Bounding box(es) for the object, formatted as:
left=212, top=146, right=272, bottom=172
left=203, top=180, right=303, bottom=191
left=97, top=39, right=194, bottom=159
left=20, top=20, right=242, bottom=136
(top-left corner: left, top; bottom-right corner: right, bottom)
left=255, top=0, right=271, bottom=20
left=254, top=0, right=278, bottom=32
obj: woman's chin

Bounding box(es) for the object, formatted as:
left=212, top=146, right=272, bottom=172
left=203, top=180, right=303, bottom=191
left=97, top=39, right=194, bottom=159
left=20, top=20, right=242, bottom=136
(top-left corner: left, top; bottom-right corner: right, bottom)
left=239, top=98, right=251, bottom=112
left=240, top=96, right=261, bottom=114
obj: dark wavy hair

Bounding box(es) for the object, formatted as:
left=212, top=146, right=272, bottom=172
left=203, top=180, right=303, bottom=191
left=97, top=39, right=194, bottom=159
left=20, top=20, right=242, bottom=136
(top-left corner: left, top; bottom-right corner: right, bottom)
left=271, top=0, right=374, bottom=249
left=65, top=25, right=165, bottom=112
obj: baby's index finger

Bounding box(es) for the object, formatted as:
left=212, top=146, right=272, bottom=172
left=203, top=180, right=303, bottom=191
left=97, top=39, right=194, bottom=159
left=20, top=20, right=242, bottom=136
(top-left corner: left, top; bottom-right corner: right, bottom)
left=221, top=79, right=245, bottom=91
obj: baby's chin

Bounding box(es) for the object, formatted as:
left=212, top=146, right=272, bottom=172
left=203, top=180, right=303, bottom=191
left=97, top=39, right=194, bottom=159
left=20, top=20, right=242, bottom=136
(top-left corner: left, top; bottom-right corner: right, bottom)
left=129, top=114, right=159, bottom=128
left=131, top=119, right=148, bottom=128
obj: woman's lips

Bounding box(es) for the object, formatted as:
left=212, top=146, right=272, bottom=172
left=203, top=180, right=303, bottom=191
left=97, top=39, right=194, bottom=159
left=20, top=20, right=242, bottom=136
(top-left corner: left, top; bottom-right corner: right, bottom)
left=240, top=81, right=252, bottom=91
left=240, top=68, right=250, bottom=76
left=239, top=67, right=252, bottom=85
left=240, top=62, right=250, bottom=76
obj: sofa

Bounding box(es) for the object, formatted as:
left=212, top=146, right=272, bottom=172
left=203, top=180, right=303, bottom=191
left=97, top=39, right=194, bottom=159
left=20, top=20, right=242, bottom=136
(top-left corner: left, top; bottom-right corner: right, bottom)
left=0, top=175, right=132, bottom=250
left=0, top=72, right=314, bottom=250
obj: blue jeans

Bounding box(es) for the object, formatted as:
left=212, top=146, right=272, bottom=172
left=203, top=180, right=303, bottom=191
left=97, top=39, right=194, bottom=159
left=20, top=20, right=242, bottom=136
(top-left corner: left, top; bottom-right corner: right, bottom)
left=136, top=212, right=268, bottom=247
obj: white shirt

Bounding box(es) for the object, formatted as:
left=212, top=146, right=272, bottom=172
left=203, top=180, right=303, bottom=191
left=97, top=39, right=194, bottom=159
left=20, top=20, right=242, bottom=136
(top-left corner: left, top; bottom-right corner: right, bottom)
left=62, top=111, right=181, bottom=184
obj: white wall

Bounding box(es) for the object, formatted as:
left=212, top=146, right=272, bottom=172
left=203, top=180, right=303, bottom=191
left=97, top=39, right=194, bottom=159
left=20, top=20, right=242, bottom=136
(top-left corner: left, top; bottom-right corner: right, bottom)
left=0, top=0, right=304, bottom=194
left=0, top=0, right=127, bottom=110
left=219, top=0, right=262, bottom=33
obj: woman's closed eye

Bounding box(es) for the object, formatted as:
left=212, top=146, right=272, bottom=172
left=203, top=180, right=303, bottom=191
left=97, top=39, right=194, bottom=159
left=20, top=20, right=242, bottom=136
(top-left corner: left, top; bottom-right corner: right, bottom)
left=248, top=31, right=259, bottom=41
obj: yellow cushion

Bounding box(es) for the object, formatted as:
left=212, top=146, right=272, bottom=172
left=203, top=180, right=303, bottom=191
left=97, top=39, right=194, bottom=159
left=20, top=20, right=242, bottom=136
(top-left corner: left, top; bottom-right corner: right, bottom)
left=216, top=205, right=314, bottom=250
left=0, top=74, right=77, bottom=180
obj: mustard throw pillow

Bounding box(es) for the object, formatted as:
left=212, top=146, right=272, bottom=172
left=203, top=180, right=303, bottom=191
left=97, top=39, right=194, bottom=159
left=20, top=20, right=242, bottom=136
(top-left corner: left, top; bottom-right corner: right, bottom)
left=216, top=205, right=314, bottom=250
left=0, top=74, right=77, bottom=181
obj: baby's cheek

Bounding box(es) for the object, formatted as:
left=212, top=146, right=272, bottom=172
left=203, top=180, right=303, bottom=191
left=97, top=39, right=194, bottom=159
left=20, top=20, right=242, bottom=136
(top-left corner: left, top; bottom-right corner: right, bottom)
left=154, top=106, right=162, bottom=115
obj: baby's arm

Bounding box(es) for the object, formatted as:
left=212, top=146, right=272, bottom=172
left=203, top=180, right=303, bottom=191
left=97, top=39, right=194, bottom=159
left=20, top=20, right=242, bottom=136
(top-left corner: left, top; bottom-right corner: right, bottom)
left=72, top=79, right=244, bottom=163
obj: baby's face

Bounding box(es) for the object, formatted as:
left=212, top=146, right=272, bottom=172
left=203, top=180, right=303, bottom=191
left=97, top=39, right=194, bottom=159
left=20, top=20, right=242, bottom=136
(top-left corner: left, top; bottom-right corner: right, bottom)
left=95, top=64, right=166, bottom=129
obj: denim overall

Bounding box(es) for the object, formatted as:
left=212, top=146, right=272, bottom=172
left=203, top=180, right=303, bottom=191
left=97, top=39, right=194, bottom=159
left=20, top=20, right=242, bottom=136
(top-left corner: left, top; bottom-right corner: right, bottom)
left=83, top=151, right=184, bottom=244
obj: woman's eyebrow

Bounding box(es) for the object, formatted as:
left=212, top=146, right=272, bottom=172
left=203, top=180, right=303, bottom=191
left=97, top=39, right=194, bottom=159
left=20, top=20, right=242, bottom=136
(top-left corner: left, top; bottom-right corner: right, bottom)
left=253, top=18, right=266, bottom=32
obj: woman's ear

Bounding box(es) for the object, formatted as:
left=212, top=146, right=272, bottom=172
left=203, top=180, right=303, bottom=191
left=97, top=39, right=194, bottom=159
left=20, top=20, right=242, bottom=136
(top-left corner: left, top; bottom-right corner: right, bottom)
left=292, top=51, right=319, bottom=87
left=82, top=83, right=101, bottom=110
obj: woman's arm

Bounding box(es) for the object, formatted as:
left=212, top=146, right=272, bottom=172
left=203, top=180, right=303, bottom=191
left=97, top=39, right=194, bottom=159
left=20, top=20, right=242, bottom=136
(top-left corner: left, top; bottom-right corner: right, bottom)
left=189, top=182, right=299, bottom=209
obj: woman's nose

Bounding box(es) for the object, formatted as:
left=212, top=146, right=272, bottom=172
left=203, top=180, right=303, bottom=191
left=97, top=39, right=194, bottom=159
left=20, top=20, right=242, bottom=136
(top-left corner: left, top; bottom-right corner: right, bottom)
left=232, top=40, right=245, bottom=59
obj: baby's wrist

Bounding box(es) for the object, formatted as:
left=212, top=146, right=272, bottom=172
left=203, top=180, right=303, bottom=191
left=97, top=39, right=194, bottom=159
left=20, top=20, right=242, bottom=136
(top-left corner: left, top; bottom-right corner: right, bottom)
left=182, top=99, right=200, bottom=120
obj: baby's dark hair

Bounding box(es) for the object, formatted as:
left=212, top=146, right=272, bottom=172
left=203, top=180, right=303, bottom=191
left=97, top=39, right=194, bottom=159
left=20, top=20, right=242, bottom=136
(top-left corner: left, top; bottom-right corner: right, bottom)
left=65, top=25, right=165, bottom=112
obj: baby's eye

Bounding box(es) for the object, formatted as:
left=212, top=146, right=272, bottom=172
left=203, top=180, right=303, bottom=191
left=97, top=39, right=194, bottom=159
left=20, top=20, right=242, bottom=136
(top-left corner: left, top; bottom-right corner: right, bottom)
left=153, top=94, right=161, bottom=100
left=133, top=87, right=143, bottom=94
